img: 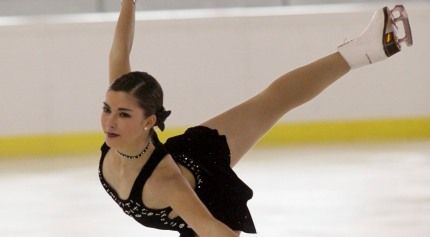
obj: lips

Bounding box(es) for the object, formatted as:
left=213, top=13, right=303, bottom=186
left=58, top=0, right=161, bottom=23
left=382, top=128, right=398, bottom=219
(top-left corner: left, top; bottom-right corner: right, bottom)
left=106, top=132, right=120, bottom=138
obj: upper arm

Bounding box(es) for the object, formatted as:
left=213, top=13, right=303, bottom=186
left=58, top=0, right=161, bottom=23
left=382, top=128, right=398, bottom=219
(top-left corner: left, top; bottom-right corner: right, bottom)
left=153, top=157, right=232, bottom=236
left=109, top=54, right=131, bottom=84
left=161, top=172, right=214, bottom=232
left=108, top=0, right=135, bottom=84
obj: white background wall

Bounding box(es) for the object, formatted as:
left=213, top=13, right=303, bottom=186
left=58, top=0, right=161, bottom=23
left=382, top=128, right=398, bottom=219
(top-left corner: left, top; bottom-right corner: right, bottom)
left=0, top=3, right=429, bottom=136
left=0, top=0, right=379, bottom=16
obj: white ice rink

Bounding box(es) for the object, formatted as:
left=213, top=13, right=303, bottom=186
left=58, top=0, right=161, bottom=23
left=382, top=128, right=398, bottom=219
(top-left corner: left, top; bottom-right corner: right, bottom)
left=1, top=141, right=430, bottom=237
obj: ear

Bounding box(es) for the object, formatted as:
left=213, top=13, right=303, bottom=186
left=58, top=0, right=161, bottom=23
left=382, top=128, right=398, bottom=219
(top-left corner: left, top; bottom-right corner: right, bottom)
left=143, top=114, right=157, bottom=130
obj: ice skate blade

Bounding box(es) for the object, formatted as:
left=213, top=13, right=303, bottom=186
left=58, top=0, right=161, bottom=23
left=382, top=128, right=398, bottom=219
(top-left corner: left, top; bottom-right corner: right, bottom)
left=390, top=5, right=413, bottom=47
left=383, top=7, right=400, bottom=57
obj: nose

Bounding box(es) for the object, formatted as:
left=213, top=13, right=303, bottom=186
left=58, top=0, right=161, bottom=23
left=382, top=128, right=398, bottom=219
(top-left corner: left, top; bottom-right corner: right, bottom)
left=104, top=114, right=117, bottom=130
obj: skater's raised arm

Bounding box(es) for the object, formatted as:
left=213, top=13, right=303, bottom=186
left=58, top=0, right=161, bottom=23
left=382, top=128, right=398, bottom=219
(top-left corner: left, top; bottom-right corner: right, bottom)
left=109, top=0, right=136, bottom=84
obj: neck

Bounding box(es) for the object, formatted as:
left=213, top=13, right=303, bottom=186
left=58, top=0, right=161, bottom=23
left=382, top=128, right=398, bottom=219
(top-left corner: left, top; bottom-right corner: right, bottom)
left=116, top=138, right=152, bottom=160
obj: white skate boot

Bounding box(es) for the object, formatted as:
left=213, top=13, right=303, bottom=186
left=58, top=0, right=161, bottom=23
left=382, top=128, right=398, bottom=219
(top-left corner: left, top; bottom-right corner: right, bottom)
left=338, top=5, right=413, bottom=69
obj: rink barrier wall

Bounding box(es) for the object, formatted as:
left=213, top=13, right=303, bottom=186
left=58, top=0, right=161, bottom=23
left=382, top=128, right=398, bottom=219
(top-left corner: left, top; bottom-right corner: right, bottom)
left=1, top=117, right=430, bottom=158
left=1, top=4, right=429, bottom=137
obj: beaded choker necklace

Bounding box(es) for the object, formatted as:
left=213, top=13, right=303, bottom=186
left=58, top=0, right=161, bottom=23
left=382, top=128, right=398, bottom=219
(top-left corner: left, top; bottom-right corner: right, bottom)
left=116, top=141, right=151, bottom=160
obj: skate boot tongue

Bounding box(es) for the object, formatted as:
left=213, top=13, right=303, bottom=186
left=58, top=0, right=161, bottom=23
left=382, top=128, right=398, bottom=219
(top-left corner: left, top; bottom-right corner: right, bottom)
left=338, top=5, right=413, bottom=69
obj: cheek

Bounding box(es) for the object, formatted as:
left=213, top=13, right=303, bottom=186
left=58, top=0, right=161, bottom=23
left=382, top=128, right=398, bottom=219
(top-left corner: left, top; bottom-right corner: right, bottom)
left=132, top=123, right=146, bottom=133
left=100, top=113, right=107, bottom=127
left=123, top=119, right=145, bottom=133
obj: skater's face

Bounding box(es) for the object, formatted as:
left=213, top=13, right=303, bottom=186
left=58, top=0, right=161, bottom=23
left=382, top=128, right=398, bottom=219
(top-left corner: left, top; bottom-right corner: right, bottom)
left=101, top=91, right=155, bottom=149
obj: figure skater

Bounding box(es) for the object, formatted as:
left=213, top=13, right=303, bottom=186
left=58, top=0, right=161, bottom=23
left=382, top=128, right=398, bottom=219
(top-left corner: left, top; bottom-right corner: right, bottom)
left=98, top=1, right=413, bottom=236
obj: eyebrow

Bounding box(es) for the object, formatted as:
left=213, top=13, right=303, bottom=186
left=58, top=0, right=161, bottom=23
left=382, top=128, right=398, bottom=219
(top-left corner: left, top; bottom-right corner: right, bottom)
left=103, top=102, right=133, bottom=112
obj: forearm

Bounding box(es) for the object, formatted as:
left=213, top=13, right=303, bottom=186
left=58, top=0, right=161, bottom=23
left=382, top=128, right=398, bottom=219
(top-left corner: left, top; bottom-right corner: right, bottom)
left=110, top=0, right=136, bottom=60
left=267, top=52, right=350, bottom=112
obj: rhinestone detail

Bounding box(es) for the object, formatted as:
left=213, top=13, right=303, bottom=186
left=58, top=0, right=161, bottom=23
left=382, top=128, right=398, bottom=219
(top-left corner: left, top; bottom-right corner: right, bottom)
left=99, top=152, right=203, bottom=231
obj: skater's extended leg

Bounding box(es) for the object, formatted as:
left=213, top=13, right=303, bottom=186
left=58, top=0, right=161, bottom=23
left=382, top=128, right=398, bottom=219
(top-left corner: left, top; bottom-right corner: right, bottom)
left=202, top=5, right=413, bottom=167
left=202, top=52, right=350, bottom=167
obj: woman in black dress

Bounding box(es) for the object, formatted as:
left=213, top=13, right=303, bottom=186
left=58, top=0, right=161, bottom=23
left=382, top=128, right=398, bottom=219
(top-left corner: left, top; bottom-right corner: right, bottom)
left=99, top=1, right=412, bottom=236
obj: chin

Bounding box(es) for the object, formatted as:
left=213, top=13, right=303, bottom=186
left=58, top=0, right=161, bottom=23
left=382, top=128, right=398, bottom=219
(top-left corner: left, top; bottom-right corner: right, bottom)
left=105, top=137, right=121, bottom=148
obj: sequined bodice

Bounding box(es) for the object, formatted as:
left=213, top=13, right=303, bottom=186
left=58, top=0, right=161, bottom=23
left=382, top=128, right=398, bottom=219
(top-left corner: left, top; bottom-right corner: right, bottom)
left=100, top=175, right=188, bottom=229
left=98, top=143, right=192, bottom=233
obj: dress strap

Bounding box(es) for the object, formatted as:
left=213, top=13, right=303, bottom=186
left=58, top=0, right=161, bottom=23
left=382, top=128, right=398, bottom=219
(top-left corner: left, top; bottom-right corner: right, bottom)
left=129, top=143, right=168, bottom=200
left=99, top=143, right=110, bottom=171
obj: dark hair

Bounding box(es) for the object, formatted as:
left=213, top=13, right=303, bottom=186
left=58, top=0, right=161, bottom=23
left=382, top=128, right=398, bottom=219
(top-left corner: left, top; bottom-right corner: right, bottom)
left=109, top=71, right=171, bottom=131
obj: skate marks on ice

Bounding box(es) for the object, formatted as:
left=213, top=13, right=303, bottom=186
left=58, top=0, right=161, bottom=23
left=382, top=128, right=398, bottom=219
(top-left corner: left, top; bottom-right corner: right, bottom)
left=1, top=141, right=430, bottom=237
left=236, top=141, right=430, bottom=237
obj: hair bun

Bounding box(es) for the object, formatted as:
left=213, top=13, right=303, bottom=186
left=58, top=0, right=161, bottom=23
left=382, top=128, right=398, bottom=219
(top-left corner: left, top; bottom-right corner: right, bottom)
left=155, top=107, right=171, bottom=131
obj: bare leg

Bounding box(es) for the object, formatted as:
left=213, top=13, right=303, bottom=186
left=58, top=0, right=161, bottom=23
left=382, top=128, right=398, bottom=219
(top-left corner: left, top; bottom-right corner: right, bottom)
left=201, top=52, right=350, bottom=167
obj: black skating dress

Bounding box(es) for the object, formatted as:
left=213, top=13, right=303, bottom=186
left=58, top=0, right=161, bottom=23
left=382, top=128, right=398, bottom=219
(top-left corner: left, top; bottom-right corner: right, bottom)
left=99, top=126, right=256, bottom=236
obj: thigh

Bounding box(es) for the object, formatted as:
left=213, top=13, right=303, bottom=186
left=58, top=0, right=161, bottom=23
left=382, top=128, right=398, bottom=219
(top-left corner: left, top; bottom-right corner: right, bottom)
left=201, top=53, right=348, bottom=167
left=201, top=83, right=287, bottom=167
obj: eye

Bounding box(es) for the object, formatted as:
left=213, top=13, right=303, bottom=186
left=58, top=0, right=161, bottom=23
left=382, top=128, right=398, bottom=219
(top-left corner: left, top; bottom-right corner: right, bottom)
left=119, top=112, right=131, bottom=118
left=102, top=106, right=111, bottom=113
